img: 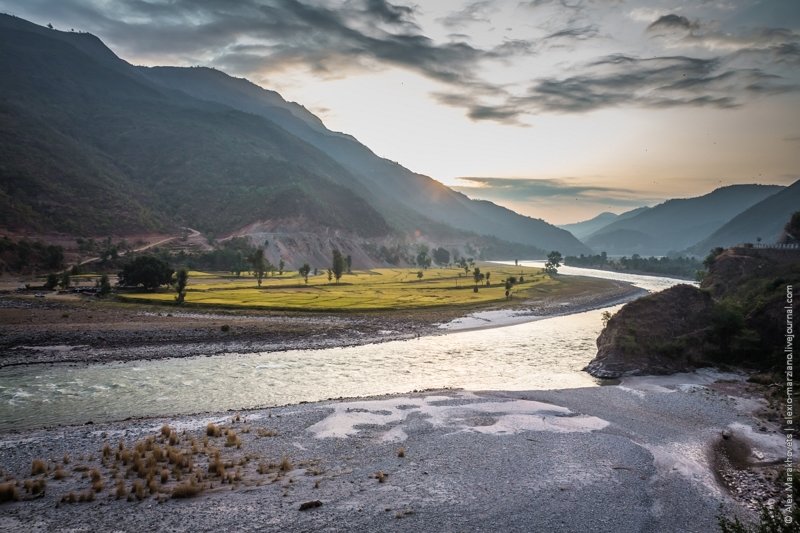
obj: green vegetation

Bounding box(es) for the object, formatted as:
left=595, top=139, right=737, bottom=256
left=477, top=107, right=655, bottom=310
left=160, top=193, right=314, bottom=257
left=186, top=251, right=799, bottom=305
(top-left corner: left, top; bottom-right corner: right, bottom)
left=118, top=256, right=174, bottom=290
left=0, top=237, right=64, bottom=274
left=248, top=249, right=269, bottom=287
left=544, top=251, right=562, bottom=275
left=566, top=252, right=702, bottom=279
left=174, top=269, right=189, bottom=304
left=331, top=249, right=345, bottom=284
left=718, top=502, right=799, bottom=533
left=115, top=264, right=602, bottom=311
left=298, top=263, right=311, bottom=284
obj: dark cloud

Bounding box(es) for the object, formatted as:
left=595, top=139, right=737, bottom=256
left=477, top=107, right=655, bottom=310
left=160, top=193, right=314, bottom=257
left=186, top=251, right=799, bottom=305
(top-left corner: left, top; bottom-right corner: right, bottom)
left=545, top=25, right=599, bottom=42
left=362, top=0, right=416, bottom=26
left=452, top=177, right=653, bottom=206
left=2, top=0, right=797, bottom=126
left=435, top=53, right=797, bottom=123
left=647, top=14, right=698, bottom=34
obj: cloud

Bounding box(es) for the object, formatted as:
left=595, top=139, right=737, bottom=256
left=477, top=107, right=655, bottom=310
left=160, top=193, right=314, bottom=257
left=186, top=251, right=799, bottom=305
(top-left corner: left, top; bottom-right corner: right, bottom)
left=452, top=177, right=653, bottom=207
left=3, top=0, right=797, bottom=126
left=437, top=1, right=496, bottom=29
left=647, top=14, right=699, bottom=34
left=434, top=51, right=799, bottom=123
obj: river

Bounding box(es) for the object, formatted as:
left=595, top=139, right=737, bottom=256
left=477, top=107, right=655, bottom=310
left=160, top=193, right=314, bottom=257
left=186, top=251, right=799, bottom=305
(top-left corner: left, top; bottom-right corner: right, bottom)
left=0, top=264, right=691, bottom=431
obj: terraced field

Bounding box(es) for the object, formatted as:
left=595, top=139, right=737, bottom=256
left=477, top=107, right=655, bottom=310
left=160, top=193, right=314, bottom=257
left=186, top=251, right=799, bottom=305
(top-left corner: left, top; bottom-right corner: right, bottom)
left=117, top=264, right=588, bottom=311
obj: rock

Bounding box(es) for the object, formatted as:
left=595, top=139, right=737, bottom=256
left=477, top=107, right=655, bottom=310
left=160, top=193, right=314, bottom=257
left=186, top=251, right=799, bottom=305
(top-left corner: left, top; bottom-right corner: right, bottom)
left=722, top=429, right=731, bottom=440
left=585, top=284, right=714, bottom=378
left=299, top=500, right=322, bottom=511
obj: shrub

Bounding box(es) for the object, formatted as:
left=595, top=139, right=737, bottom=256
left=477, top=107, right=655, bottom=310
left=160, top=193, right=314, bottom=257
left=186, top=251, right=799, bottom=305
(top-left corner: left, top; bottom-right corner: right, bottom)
left=172, top=479, right=202, bottom=499
left=31, top=459, right=47, bottom=476
left=0, top=482, right=19, bottom=503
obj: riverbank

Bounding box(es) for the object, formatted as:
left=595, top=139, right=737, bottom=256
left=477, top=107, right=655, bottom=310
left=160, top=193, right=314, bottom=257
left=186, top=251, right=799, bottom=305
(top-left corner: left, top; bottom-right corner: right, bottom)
left=0, top=278, right=641, bottom=368
left=0, top=372, right=784, bottom=532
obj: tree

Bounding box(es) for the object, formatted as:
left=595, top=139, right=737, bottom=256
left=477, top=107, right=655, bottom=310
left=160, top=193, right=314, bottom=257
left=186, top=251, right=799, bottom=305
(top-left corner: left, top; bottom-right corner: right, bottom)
left=417, top=271, right=423, bottom=279
left=59, top=270, right=71, bottom=290
left=473, top=267, right=483, bottom=292
left=331, top=249, right=345, bottom=284
left=97, top=274, right=111, bottom=296
left=345, top=255, right=352, bottom=273
left=327, top=268, right=333, bottom=282
left=703, top=247, right=725, bottom=269
left=45, top=273, right=58, bottom=290
left=416, top=248, right=431, bottom=269
left=278, top=258, right=285, bottom=275
left=485, top=272, right=491, bottom=286
left=118, top=256, right=174, bottom=290
left=249, top=249, right=267, bottom=287
left=432, top=247, right=450, bottom=266
left=174, top=268, right=189, bottom=304
left=544, top=251, right=562, bottom=276
left=299, top=263, right=311, bottom=284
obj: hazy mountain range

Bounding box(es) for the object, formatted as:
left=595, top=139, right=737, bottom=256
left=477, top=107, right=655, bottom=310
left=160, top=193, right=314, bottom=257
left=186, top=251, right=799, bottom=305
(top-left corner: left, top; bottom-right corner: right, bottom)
left=561, top=183, right=798, bottom=256
left=0, top=14, right=589, bottom=257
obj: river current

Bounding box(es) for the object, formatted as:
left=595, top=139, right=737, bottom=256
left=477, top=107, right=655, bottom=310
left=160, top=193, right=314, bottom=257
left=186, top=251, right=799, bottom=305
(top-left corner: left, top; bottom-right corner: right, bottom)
left=0, top=262, right=690, bottom=431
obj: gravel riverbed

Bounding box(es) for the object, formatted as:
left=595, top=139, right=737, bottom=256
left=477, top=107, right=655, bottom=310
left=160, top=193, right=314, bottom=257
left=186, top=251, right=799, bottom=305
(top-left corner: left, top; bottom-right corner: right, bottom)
left=0, top=373, right=785, bottom=532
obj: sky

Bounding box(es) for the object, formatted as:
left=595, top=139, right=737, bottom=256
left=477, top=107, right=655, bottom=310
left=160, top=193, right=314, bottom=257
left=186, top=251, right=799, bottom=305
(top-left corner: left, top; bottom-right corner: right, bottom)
left=2, top=0, right=799, bottom=224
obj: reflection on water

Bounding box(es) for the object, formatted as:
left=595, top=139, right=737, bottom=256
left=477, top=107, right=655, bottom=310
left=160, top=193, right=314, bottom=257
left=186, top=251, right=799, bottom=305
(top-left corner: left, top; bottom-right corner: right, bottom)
left=0, top=267, right=690, bottom=431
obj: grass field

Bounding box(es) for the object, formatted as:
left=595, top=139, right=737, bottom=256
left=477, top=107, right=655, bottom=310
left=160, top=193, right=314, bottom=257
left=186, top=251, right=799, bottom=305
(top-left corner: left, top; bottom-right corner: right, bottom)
left=116, top=264, right=597, bottom=312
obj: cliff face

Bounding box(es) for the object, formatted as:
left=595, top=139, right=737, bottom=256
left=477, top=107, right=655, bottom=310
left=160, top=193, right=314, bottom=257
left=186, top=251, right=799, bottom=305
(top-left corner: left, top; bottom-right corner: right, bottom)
left=586, top=285, right=714, bottom=378
left=585, top=247, right=799, bottom=378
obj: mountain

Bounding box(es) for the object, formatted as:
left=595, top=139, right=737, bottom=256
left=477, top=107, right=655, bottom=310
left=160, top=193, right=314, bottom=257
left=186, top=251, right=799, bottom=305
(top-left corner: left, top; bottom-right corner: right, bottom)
left=0, top=15, right=388, bottom=238
left=0, top=14, right=589, bottom=256
left=137, top=65, right=589, bottom=254
left=558, top=212, right=618, bottom=240
left=687, top=179, right=800, bottom=255
left=583, top=185, right=784, bottom=255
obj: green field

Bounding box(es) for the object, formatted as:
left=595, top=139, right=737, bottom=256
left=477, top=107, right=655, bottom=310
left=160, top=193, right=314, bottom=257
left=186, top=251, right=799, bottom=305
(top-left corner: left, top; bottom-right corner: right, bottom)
left=116, top=264, right=589, bottom=311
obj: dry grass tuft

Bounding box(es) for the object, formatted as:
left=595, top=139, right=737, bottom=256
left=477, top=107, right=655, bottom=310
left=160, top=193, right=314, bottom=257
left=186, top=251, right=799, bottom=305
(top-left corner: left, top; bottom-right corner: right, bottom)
left=206, top=423, right=221, bottom=437
left=257, top=428, right=277, bottom=438
left=115, top=479, right=127, bottom=500
left=161, top=424, right=172, bottom=438
left=172, top=478, right=202, bottom=499
left=78, top=490, right=94, bottom=503
left=0, top=482, right=19, bottom=503
left=133, top=480, right=146, bottom=501
left=61, top=491, right=76, bottom=504
left=53, top=468, right=67, bottom=480
left=31, top=459, right=47, bottom=476
left=225, top=430, right=241, bottom=448
left=397, top=447, right=405, bottom=458
left=374, top=471, right=387, bottom=483
left=24, top=478, right=46, bottom=495
left=279, top=456, right=293, bottom=473
left=62, top=454, right=70, bottom=465
left=102, top=443, right=111, bottom=459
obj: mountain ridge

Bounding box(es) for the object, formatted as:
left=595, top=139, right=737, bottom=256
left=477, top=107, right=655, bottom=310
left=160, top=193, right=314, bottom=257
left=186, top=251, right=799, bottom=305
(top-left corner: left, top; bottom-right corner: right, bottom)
left=0, top=14, right=590, bottom=256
